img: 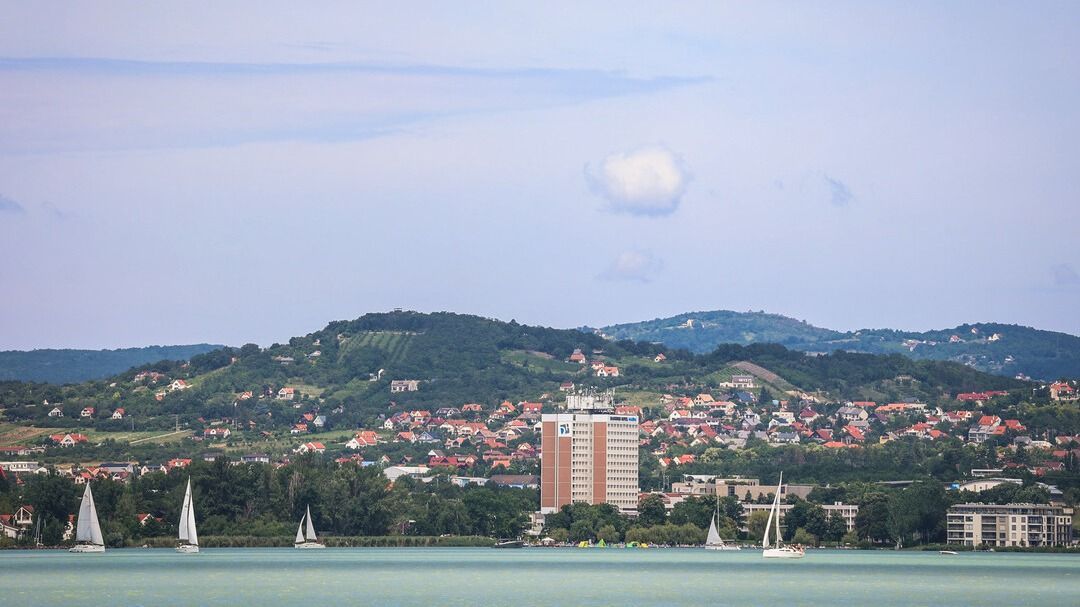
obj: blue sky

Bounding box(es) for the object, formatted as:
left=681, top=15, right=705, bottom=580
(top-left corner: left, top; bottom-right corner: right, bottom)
left=1, top=2, right=1079, bottom=349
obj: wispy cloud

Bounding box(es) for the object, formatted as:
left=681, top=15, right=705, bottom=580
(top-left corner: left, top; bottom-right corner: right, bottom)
left=823, top=174, right=853, bottom=207
left=1052, top=263, right=1080, bottom=287
left=0, top=57, right=707, bottom=153
left=586, top=147, right=690, bottom=217
left=599, top=249, right=664, bottom=283
left=0, top=193, right=25, bottom=214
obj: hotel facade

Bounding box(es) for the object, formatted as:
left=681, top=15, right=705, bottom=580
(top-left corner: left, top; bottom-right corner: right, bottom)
left=540, top=392, right=640, bottom=513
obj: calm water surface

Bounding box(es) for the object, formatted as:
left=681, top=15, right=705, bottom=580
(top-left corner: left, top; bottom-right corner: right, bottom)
left=2, top=547, right=1077, bottom=606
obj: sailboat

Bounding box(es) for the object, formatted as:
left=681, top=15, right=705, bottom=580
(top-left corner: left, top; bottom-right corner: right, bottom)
left=69, top=483, right=105, bottom=553
left=705, top=499, right=740, bottom=551
left=176, top=478, right=199, bottom=554
left=294, top=505, right=325, bottom=549
left=762, top=472, right=805, bottom=559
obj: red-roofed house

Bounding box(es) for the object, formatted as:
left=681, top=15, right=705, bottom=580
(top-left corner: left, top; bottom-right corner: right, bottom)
left=1050, top=382, right=1078, bottom=402
left=203, top=427, right=232, bottom=439
left=346, top=431, right=381, bottom=449
left=166, top=458, right=192, bottom=471
left=844, top=425, right=866, bottom=443
left=49, top=433, right=89, bottom=447
left=294, top=442, right=325, bottom=454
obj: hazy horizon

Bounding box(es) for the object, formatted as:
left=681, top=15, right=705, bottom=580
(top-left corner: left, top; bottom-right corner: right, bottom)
left=2, top=3, right=1078, bottom=349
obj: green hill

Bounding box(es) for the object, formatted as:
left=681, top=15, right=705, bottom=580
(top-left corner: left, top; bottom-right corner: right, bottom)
left=0, top=344, right=224, bottom=384
left=0, top=311, right=1027, bottom=446
left=601, top=311, right=1080, bottom=380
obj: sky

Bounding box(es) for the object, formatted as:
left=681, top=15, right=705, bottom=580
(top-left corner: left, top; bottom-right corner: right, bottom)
left=1, top=2, right=1079, bottom=350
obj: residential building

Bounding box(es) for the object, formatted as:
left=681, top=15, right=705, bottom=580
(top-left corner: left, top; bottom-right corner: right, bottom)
left=947, top=503, right=1073, bottom=547
left=0, top=461, right=40, bottom=474
left=390, top=380, right=420, bottom=393
left=1050, top=382, right=1078, bottom=402
left=671, top=476, right=815, bottom=502
left=739, top=502, right=859, bottom=533
left=720, top=375, right=756, bottom=389
left=540, top=392, right=639, bottom=513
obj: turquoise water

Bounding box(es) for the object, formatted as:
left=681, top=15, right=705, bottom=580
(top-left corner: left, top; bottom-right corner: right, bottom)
left=2, top=548, right=1077, bottom=606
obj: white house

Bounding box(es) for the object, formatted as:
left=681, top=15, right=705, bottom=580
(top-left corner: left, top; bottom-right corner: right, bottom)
left=293, top=442, right=326, bottom=454
left=390, top=380, right=420, bottom=393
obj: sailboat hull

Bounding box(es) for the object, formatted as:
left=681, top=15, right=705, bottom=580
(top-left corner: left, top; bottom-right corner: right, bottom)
left=69, top=543, right=105, bottom=553
left=763, top=547, right=805, bottom=559
left=175, top=543, right=200, bottom=554
left=705, top=544, right=741, bottom=551
left=294, top=542, right=326, bottom=549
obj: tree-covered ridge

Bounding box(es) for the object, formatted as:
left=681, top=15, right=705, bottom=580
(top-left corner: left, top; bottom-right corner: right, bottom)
left=0, top=344, right=224, bottom=384
left=601, top=310, right=1080, bottom=380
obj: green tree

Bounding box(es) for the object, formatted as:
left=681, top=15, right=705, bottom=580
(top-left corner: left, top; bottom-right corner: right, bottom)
left=855, top=492, right=891, bottom=544
left=637, top=494, right=667, bottom=527
left=747, top=510, right=770, bottom=541
left=792, top=527, right=817, bottom=546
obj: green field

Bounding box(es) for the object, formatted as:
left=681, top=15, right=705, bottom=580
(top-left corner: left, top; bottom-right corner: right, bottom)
left=0, top=423, right=193, bottom=446
left=500, top=350, right=581, bottom=374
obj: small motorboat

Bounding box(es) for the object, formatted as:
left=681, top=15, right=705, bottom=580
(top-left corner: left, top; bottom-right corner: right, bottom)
left=939, top=550, right=958, bottom=555
left=494, top=539, right=525, bottom=548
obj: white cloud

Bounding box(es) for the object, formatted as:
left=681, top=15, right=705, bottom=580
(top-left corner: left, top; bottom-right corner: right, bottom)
left=586, top=147, right=689, bottom=216
left=599, top=249, right=664, bottom=282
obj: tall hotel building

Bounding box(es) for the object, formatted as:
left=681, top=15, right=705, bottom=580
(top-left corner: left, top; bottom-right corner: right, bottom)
left=540, top=391, right=640, bottom=514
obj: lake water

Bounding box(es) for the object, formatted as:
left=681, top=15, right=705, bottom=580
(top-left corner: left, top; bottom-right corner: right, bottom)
left=2, top=547, right=1078, bottom=607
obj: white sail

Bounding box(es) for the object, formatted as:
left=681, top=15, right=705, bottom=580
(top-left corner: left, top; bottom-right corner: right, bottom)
left=295, top=513, right=306, bottom=544
left=762, top=493, right=775, bottom=548
left=706, top=514, right=722, bottom=546
left=774, top=472, right=783, bottom=547
left=75, top=483, right=104, bottom=546
left=179, top=478, right=198, bottom=546
left=304, top=505, right=317, bottom=541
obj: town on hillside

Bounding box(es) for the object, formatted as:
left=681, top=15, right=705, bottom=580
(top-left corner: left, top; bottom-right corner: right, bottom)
left=2, top=321, right=1080, bottom=548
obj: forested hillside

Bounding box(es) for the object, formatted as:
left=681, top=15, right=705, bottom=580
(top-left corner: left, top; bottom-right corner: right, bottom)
left=601, top=311, right=1080, bottom=380
left=0, top=344, right=223, bottom=384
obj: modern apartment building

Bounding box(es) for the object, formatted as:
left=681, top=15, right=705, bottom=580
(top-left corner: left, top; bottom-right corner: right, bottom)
left=540, top=392, right=640, bottom=513
left=947, top=503, right=1074, bottom=547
